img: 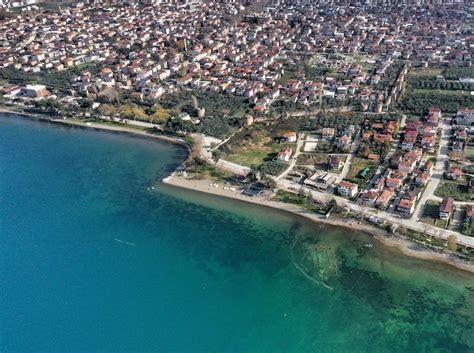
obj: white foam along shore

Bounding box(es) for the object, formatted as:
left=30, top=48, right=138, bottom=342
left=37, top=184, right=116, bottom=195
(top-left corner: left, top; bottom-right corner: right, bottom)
left=163, top=173, right=474, bottom=274
left=2, top=108, right=473, bottom=274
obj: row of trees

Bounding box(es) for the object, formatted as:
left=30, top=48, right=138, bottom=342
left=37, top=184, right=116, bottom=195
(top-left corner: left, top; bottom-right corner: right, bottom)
left=166, top=115, right=243, bottom=139
left=398, top=91, right=474, bottom=114
left=358, top=141, right=391, bottom=160
left=0, top=65, right=100, bottom=93
left=160, top=91, right=249, bottom=118
left=257, top=160, right=288, bottom=176
left=443, top=67, right=474, bottom=80
left=375, top=61, right=405, bottom=91
left=299, top=114, right=365, bottom=131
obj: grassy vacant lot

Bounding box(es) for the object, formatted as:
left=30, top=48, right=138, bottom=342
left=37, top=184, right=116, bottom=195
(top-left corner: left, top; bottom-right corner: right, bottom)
left=420, top=200, right=440, bottom=226
left=462, top=220, right=474, bottom=237
left=160, top=90, right=249, bottom=118
left=350, top=54, right=377, bottom=71
left=464, top=145, right=474, bottom=162
left=409, top=68, right=443, bottom=77
left=297, top=153, right=328, bottom=167
left=346, top=157, right=377, bottom=180
left=220, top=123, right=300, bottom=167
left=297, top=153, right=347, bottom=171
left=434, top=179, right=473, bottom=202
left=413, top=88, right=471, bottom=96
left=224, top=143, right=283, bottom=167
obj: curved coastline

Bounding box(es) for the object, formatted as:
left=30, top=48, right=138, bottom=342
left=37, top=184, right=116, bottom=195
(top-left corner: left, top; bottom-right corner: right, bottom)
left=0, top=108, right=192, bottom=154
left=2, top=109, right=473, bottom=274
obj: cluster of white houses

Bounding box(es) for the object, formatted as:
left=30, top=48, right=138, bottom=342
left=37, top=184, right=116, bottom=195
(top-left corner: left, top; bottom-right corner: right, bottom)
left=0, top=0, right=472, bottom=113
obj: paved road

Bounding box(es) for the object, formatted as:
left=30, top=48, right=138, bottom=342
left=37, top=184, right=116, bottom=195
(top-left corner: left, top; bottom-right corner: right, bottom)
left=412, top=117, right=452, bottom=221
left=277, top=135, right=305, bottom=181
left=278, top=178, right=474, bottom=248
left=195, top=125, right=474, bottom=247
left=196, top=133, right=251, bottom=176
left=338, top=134, right=361, bottom=182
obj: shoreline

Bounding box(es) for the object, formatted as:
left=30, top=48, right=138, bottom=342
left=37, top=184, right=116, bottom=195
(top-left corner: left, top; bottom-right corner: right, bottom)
left=0, top=108, right=192, bottom=153
left=163, top=174, right=474, bottom=274
left=2, top=108, right=473, bottom=274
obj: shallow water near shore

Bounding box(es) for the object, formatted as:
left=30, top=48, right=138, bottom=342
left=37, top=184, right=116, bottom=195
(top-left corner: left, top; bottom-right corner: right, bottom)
left=1, top=115, right=473, bottom=353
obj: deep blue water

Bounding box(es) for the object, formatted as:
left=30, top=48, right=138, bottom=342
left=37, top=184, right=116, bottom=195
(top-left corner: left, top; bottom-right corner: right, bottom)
left=0, top=115, right=473, bottom=353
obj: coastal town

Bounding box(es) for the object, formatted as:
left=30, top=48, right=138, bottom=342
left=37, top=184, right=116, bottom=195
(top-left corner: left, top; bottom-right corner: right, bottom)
left=1, top=0, right=473, bottom=260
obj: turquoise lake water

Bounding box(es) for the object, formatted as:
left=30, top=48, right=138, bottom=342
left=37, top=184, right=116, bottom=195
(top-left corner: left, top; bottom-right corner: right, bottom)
left=0, top=114, right=473, bottom=353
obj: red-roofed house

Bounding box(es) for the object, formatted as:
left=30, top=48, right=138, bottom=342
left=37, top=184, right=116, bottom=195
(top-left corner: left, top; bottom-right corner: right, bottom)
left=456, top=108, right=474, bottom=126
left=422, top=161, right=434, bottom=175
left=282, top=132, right=297, bottom=143
left=428, top=107, right=441, bottom=119
left=415, top=171, right=430, bottom=186
left=466, top=205, right=474, bottom=221
left=338, top=181, right=358, bottom=198
left=446, top=166, right=462, bottom=180
left=361, top=190, right=380, bottom=206
left=439, top=197, right=454, bottom=220
left=178, top=75, right=193, bottom=86
left=397, top=199, right=415, bottom=215
left=375, top=189, right=394, bottom=209
left=276, top=147, right=293, bottom=163
left=402, top=131, right=417, bottom=151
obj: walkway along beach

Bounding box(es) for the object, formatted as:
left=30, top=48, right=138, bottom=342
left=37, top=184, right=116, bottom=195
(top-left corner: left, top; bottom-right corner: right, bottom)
left=2, top=110, right=473, bottom=274
left=162, top=174, right=474, bottom=274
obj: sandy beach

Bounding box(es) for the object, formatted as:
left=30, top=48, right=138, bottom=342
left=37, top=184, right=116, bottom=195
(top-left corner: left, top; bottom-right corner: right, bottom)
left=2, top=109, right=473, bottom=274
left=0, top=108, right=192, bottom=152
left=163, top=173, right=474, bottom=274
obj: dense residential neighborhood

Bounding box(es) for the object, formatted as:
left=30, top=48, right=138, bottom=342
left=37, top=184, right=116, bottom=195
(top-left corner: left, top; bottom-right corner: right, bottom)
left=0, top=0, right=472, bottom=113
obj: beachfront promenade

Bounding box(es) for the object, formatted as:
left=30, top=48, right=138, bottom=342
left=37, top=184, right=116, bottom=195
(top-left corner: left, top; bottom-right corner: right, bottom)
left=4, top=111, right=473, bottom=250
left=278, top=179, right=474, bottom=248
left=192, top=131, right=474, bottom=249
left=194, top=132, right=473, bottom=249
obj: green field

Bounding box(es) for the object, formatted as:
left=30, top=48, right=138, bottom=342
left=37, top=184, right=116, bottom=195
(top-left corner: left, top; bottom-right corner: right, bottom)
left=350, top=54, right=376, bottom=71
left=297, top=153, right=329, bottom=166
left=224, top=143, right=285, bottom=167
left=274, top=190, right=323, bottom=212
left=464, top=145, right=474, bottom=161
left=462, top=220, right=474, bottom=237
left=419, top=200, right=441, bottom=226
left=346, top=157, right=377, bottom=180
left=410, top=68, right=443, bottom=77
left=413, top=89, right=471, bottom=96
left=434, top=179, right=473, bottom=202
left=399, top=89, right=474, bottom=114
